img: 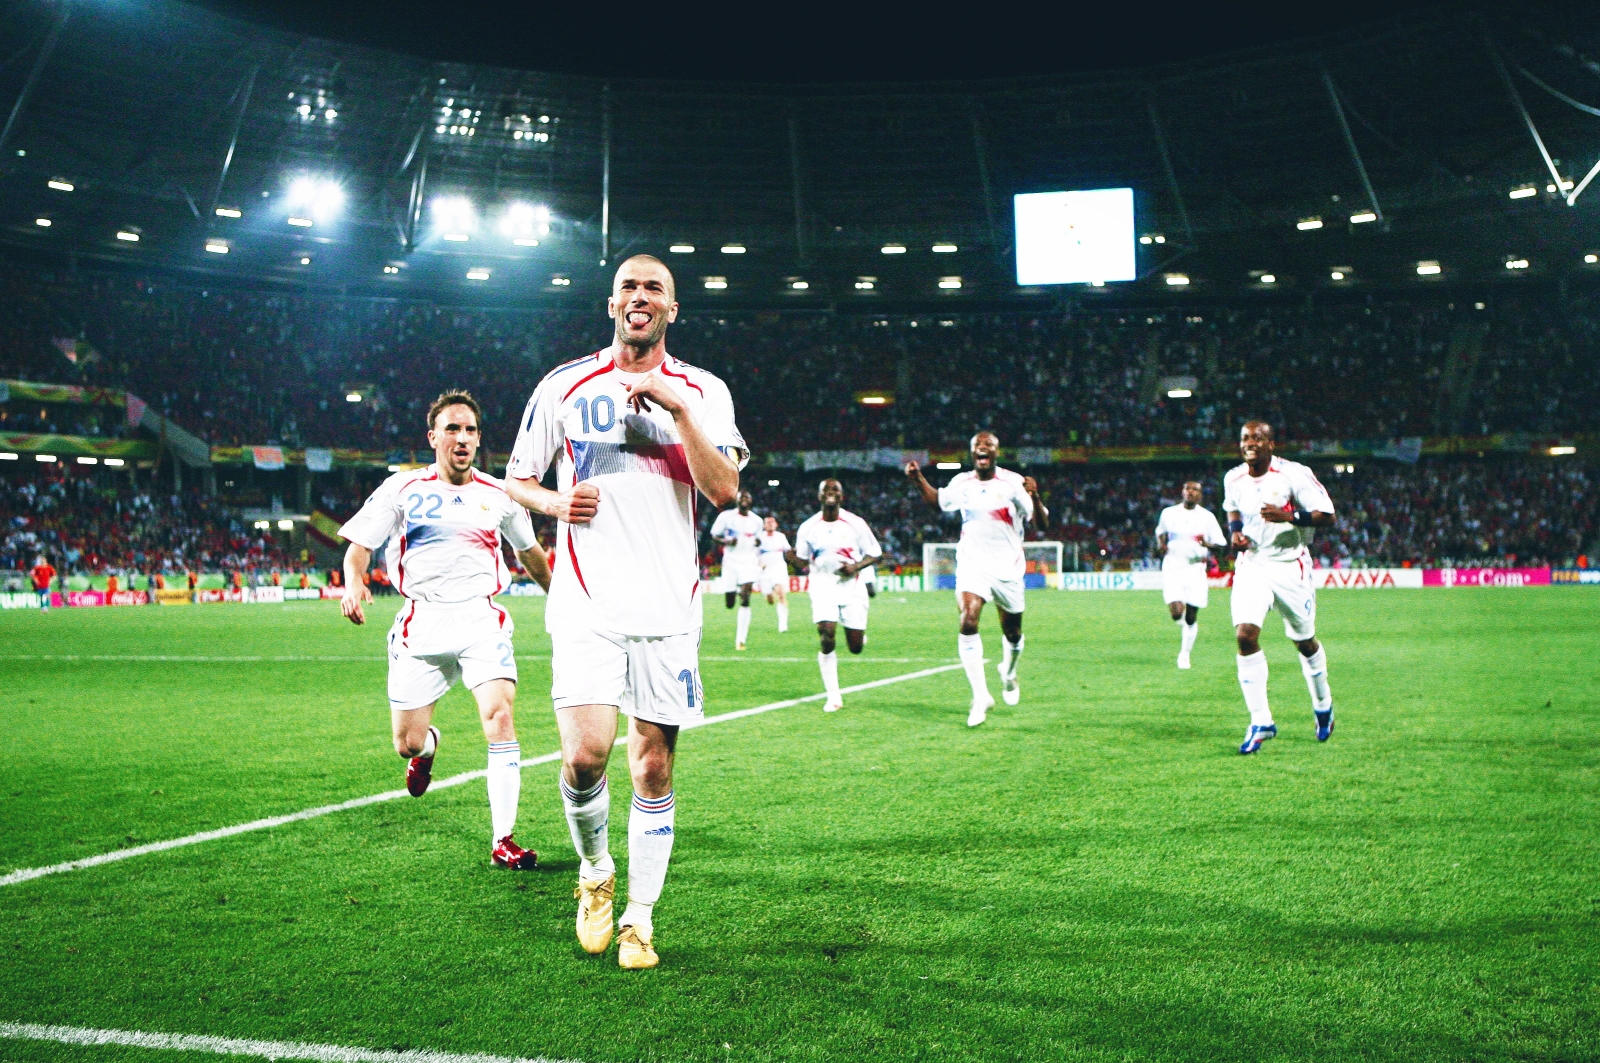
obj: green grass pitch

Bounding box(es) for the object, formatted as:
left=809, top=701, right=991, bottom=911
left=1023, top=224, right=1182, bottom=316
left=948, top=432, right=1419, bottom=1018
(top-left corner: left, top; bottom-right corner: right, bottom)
left=1, top=588, right=1596, bottom=1063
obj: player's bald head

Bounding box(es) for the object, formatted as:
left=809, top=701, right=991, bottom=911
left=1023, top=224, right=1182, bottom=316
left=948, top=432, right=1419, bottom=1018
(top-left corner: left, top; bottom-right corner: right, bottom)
left=970, top=431, right=999, bottom=452
left=613, top=254, right=675, bottom=301
left=1240, top=420, right=1274, bottom=441
left=818, top=477, right=844, bottom=501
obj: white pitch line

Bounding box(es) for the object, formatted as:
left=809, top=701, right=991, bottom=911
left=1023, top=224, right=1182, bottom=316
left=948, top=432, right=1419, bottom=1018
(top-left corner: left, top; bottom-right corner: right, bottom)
left=0, top=663, right=962, bottom=889
left=0, top=1021, right=575, bottom=1063
left=0, top=653, right=951, bottom=664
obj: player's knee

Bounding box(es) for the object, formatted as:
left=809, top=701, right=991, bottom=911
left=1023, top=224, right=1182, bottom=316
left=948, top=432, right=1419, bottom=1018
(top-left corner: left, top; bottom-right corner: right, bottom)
left=819, top=635, right=836, bottom=653
left=630, top=752, right=672, bottom=794
left=1296, top=638, right=1320, bottom=657
left=958, top=619, right=979, bottom=636
left=565, top=745, right=610, bottom=785
left=394, top=734, right=423, bottom=758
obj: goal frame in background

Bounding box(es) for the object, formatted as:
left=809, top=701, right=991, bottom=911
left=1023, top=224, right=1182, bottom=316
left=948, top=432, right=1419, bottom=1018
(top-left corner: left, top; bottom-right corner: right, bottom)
left=922, top=542, right=1064, bottom=590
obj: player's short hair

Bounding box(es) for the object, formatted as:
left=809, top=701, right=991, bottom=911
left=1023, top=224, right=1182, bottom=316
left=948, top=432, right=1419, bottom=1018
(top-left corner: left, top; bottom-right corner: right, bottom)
left=614, top=254, right=675, bottom=300
left=427, top=391, right=482, bottom=432
left=818, top=477, right=843, bottom=500
left=969, top=430, right=999, bottom=451
left=1240, top=419, right=1274, bottom=440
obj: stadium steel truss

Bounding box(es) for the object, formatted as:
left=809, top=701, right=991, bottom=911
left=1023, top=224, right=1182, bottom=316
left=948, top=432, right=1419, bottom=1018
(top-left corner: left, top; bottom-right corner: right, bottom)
left=1, top=0, right=1598, bottom=305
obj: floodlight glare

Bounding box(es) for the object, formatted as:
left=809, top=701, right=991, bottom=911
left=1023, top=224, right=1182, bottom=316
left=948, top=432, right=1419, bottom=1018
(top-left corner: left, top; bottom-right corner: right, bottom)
left=430, top=195, right=477, bottom=239
left=669, top=244, right=695, bottom=253
left=1416, top=261, right=1441, bottom=276
left=721, top=244, right=746, bottom=254
left=937, top=276, right=962, bottom=289
left=116, top=231, right=139, bottom=242
left=1505, top=258, right=1529, bottom=270
left=550, top=276, right=571, bottom=287
left=498, top=201, right=548, bottom=243
left=1297, top=217, right=1324, bottom=230
left=47, top=179, right=74, bottom=192
left=935, top=462, right=962, bottom=470
left=1330, top=270, right=1346, bottom=280
left=854, top=279, right=875, bottom=290
left=1259, top=274, right=1277, bottom=284
left=880, top=244, right=907, bottom=254
left=1349, top=211, right=1378, bottom=224
left=790, top=280, right=809, bottom=290
left=34, top=218, right=50, bottom=227
left=1586, top=253, right=1599, bottom=264
left=285, top=176, right=345, bottom=221
left=205, top=241, right=229, bottom=254
left=466, top=267, right=491, bottom=281
left=287, top=217, right=313, bottom=227
left=278, top=519, right=295, bottom=530
left=215, top=207, right=242, bottom=218
left=931, top=243, right=958, bottom=253
left=76, top=456, right=98, bottom=465
left=1167, top=389, right=1193, bottom=398
left=104, top=458, right=124, bottom=467
left=1508, top=186, right=1538, bottom=199
left=346, top=393, right=362, bottom=403
left=1164, top=274, right=1190, bottom=286
left=703, top=277, right=728, bottom=289
left=1549, top=446, right=1577, bottom=456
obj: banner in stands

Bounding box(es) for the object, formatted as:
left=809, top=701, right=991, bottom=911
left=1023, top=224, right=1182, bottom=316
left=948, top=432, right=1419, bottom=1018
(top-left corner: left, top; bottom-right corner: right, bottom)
left=0, top=379, right=126, bottom=407
left=1552, top=569, right=1600, bottom=584
left=0, top=433, right=157, bottom=459
left=251, top=446, right=286, bottom=471
left=1423, top=567, right=1552, bottom=587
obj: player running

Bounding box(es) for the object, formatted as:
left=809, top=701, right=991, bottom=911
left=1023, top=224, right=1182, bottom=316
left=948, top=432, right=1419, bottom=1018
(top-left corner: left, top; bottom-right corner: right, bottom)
left=1223, top=421, right=1337, bottom=754
left=505, top=255, right=745, bottom=970
left=787, top=479, right=883, bottom=713
left=757, top=515, right=792, bottom=633
left=905, top=432, right=1048, bottom=727
left=1156, top=480, right=1226, bottom=669
left=710, top=491, right=763, bottom=649
left=338, top=391, right=552, bottom=871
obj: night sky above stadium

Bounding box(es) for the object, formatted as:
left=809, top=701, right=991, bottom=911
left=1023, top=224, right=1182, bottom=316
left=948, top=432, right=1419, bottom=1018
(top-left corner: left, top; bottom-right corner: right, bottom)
left=184, top=0, right=1454, bottom=82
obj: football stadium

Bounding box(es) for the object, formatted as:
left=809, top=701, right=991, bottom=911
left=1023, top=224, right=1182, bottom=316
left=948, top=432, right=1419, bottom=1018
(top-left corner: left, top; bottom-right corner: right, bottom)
left=1, top=1, right=1597, bottom=1060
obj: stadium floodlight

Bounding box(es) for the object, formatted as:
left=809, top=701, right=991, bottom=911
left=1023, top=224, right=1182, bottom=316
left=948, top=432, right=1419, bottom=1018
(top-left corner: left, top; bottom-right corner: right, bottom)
left=286, top=176, right=345, bottom=222
left=789, top=280, right=809, bottom=290
left=931, top=243, right=958, bottom=253
left=854, top=278, right=876, bottom=290
left=442, top=233, right=468, bottom=242
left=466, top=267, right=491, bottom=281
left=386, top=464, right=403, bottom=472
left=550, top=276, right=571, bottom=287
left=205, top=240, right=229, bottom=254
left=104, top=458, right=125, bottom=467
left=254, top=519, right=271, bottom=529
left=47, top=179, right=74, bottom=192
left=1167, top=389, right=1193, bottom=398
left=34, top=218, right=50, bottom=227
left=325, top=109, right=337, bottom=121
left=215, top=207, right=242, bottom=218
left=513, top=238, right=539, bottom=247
left=669, top=244, right=695, bottom=253
left=382, top=265, right=400, bottom=274
left=498, top=202, right=548, bottom=244
left=938, top=276, right=962, bottom=289
left=881, top=244, right=907, bottom=254
left=1505, top=258, right=1529, bottom=270
left=1586, top=254, right=1599, bottom=264
left=1089, top=279, right=1106, bottom=287
left=1546, top=180, right=1574, bottom=193
left=430, top=195, right=477, bottom=240
left=287, top=217, right=313, bottom=227
left=935, top=462, right=962, bottom=470
left=76, top=456, right=98, bottom=465
left=299, top=256, right=312, bottom=265
left=1296, top=217, right=1323, bottom=230
left=1549, top=446, right=1577, bottom=455
left=0, top=452, right=17, bottom=460
left=1164, top=273, right=1190, bottom=286
left=345, top=392, right=361, bottom=403
left=1330, top=270, right=1346, bottom=280
left=36, top=454, right=57, bottom=463
left=767, top=479, right=780, bottom=487
left=1259, top=274, right=1277, bottom=284
left=1416, top=261, right=1441, bottom=276
left=277, top=519, right=295, bottom=530
left=116, top=231, right=139, bottom=242
left=1508, top=185, right=1538, bottom=199
left=703, top=276, right=728, bottom=289
left=720, top=244, right=746, bottom=254
left=1139, top=233, right=1167, bottom=245
left=1349, top=211, right=1378, bottom=224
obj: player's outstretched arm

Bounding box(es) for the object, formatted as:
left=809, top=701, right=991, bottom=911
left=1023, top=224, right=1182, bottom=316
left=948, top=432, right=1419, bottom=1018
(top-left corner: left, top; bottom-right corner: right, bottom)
left=624, top=372, right=739, bottom=507
left=505, top=478, right=600, bottom=525
left=340, top=543, right=374, bottom=625
left=903, top=461, right=939, bottom=507
left=515, top=545, right=553, bottom=593
left=1022, top=476, right=1050, bottom=527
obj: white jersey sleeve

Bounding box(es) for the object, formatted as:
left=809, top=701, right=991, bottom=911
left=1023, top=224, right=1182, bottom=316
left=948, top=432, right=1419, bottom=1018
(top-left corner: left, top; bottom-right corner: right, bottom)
left=339, top=475, right=404, bottom=550
left=498, top=496, right=538, bottom=552
left=506, top=365, right=570, bottom=483
left=850, top=514, right=882, bottom=561
left=697, top=375, right=749, bottom=470
left=1287, top=462, right=1335, bottom=515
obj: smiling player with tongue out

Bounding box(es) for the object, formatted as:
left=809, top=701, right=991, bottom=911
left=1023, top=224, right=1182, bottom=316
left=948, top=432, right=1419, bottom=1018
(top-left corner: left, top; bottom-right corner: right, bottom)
left=504, top=255, right=746, bottom=970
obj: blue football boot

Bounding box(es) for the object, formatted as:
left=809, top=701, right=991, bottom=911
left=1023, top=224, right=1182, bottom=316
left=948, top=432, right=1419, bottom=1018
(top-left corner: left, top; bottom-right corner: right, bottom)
left=1239, top=723, right=1277, bottom=755
left=1315, top=706, right=1334, bottom=742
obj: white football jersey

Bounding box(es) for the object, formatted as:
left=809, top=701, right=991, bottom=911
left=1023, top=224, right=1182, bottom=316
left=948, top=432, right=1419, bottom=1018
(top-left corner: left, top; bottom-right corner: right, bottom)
left=508, top=348, right=747, bottom=637
left=1156, top=504, right=1226, bottom=566
left=1222, top=457, right=1335, bottom=563
left=938, top=467, right=1034, bottom=580
left=792, top=509, right=881, bottom=588
left=757, top=530, right=791, bottom=563
left=710, top=508, right=763, bottom=565
left=339, top=465, right=537, bottom=604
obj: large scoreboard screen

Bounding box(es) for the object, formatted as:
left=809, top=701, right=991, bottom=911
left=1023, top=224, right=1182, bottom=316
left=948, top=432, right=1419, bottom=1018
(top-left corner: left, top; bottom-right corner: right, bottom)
left=1013, top=188, right=1136, bottom=285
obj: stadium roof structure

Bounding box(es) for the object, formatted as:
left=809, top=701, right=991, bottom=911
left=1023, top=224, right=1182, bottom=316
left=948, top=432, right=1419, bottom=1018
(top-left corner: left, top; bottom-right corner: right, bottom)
left=1, top=0, right=1598, bottom=306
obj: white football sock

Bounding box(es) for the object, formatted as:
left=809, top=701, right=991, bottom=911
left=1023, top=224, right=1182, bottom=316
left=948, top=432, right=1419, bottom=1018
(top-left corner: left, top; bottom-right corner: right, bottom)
left=1237, top=651, right=1273, bottom=726
left=416, top=726, right=437, bottom=759
left=1180, top=620, right=1199, bottom=657
left=775, top=602, right=789, bottom=632
left=625, top=790, right=675, bottom=930
left=560, top=775, right=614, bottom=881
left=818, top=650, right=841, bottom=702
left=485, top=741, right=521, bottom=843
left=736, top=605, right=752, bottom=645
left=958, top=633, right=988, bottom=699
left=1000, top=634, right=1024, bottom=680
left=1300, top=646, right=1332, bottom=712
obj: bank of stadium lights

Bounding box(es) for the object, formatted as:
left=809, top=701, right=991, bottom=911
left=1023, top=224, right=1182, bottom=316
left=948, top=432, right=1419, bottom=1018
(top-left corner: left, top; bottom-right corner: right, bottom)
left=767, top=479, right=780, bottom=487
left=34, top=217, right=50, bottom=227
left=298, top=256, right=312, bottom=266
left=935, top=462, right=962, bottom=470
left=76, top=456, right=97, bottom=465
left=204, top=240, right=229, bottom=254
left=788, top=280, right=810, bottom=290
left=720, top=244, right=746, bottom=254
left=1550, top=445, right=1577, bottom=456
left=550, top=276, right=571, bottom=287
left=431, top=195, right=477, bottom=240
left=506, top=113, right=553, bottom=142
left=854, top=277, right=876, bottom=290
left=437, top=102, right=481, bottom=137
left=47, top=179, right=74, bottom=192
left=287, top=217, right=313, bottom=227
left=36, top=454, right=57, bottom=463
left=703, top=277, right=728, bottom=290
left=1138, top=233, right=1166, bottom=245
left=1508, top=184, right=1538, bottom=199
left=284, top=176, right=344, bottom=225
left=382, top=264, right=401, bottom=275
left=1330, top=269, right=1348, bottom=281
left=115, top=230, right=139, bottom=243
left=345, top=392, right=362, bottom=403
left=289, top=90, right=338, bottom=124
left=1296, top=217, right=1324, bottom=231
left=931, top=243, right=958, bottom=253
left=498, top=202, right=549, bottom=245
left=466, top=267, right=491, bottom=281
left=105, top=458, right=125, bottom=467
left=1505, top=257, right=1530, bottom=270
left=1167, top=388, right=1193, bottom=398
left=215, top=207, right=242, bottom=219
left=1164, top=273, right=1190, bottom=286
left=1258, top=274, right=1277, bottom=285
left=880, top=244, right=907, bottom=254
left=0, top=452, right=16, bottom=460
left=669, top=244, right=695, bottom=254
left=1416, top=261, right=1442, bottom=276
left=1547, top=179, right=1574, bottom=194
left=1349, top=211, right=1378, bottom=224
left=937, top=276, right=962, bottom=289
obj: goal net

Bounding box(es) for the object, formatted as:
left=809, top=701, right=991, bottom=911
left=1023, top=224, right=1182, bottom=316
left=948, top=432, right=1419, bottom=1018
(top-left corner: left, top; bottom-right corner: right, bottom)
left=922, top=542, right=1064, bottom=591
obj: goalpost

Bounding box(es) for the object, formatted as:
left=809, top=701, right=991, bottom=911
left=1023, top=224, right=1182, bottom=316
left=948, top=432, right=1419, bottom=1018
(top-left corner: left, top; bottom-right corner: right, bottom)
left=922, top=542, right=1065, bottom=591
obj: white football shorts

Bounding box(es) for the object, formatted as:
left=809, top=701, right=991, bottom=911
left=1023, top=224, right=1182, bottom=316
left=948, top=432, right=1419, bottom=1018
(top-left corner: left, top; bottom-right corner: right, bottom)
left=955, top=563, right=1026, bottom=614
left=758, top=559, right=788, bottom=593
left=809, top=575, right=869, bottom=630
left=1230, top=553, right=1317, bottom=641
left=386, top=598, right=518, bottom=712
left=723, top=555, right=761, bottom=588
left=1162, top=558, right=1210, bottom=608
left=550, top=622, right=705, bottom=728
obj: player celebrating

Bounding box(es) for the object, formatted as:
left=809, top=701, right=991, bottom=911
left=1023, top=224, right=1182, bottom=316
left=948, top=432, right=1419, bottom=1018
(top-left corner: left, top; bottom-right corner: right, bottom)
left=338, top=391, right=552, bottom=870
left=757, top=514, right=792, bottom=633
left=505, top=255, right=744, bottom=970
left=1156, top=480, right=1227, bottom=669
left=787, top=479, right=883, bottom=713
left=906, top=432, right=1047, bottom=727
left=709, top=491, right=763, bottom=649
left=1223, top=421, right=1337, bottom=754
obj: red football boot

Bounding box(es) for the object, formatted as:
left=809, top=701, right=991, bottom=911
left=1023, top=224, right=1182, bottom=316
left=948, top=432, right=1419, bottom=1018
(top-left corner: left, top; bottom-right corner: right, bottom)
left=492, top=834, right=538, bottom=870
left=406, top=726, right=440, bottom=797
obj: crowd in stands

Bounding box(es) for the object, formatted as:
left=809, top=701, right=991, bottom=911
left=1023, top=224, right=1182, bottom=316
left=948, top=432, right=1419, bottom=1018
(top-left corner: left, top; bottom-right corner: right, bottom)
left=0, top=468, right=294, bottom=581
left=3, top=263, right=1599, bottom=453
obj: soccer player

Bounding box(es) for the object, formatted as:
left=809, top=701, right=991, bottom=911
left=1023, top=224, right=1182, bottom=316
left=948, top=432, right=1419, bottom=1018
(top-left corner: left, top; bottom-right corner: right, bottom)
left=338, top=391, right=552, bottom=870
left=709, top=491, right=763, bottom=649
left=505, top=255, right=744, bottom=970
left=757, top=515, right=791, bottom=633
left=1156, top=480, right=1227, bottom=669
left=787, top=479, right=883, bottom=713
left=906, top=432, right=1048, bottom=727
left=1223, top=421, right=1337, bottom=754
left=30, top=555, right=55, bottom=610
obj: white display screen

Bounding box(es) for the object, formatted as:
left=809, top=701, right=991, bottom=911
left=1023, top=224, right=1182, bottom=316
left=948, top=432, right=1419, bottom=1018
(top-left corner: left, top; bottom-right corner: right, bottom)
left=1013, top=188, right=1136, bottom=285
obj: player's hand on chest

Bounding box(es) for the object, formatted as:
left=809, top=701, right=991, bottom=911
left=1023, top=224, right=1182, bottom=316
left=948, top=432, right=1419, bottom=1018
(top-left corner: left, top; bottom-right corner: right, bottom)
left=565, top=379, right=685, bottom=442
